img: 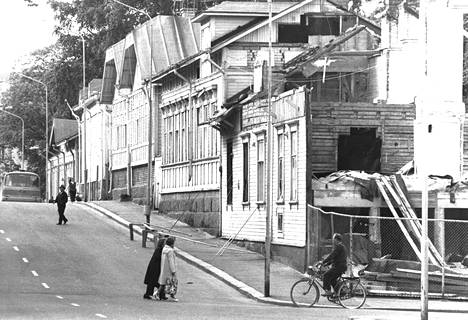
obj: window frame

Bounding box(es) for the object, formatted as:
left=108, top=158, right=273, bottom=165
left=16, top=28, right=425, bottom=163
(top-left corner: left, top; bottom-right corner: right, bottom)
left=256, top=132, right=266, bottom=204
left=289, top=125, right=298, bottom=203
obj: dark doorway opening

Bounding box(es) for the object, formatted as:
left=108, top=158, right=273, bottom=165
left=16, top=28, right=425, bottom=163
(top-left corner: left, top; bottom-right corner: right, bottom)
left=338, top=127, right=381, bottom=172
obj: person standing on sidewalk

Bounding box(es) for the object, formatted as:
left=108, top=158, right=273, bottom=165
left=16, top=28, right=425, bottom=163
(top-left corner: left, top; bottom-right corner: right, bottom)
left=157, top=237, right=178, bottom=302
left=68, top=178, right=77, bottom=202
left=55, top=185, right=68, bottom=225
left=143, top=237, right=166, bottom=300
left=321, top=233, right=347, bottom=296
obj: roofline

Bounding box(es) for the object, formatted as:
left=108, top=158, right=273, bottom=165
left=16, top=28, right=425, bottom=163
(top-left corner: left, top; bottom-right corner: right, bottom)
left=152, top=0, right=381, bottom=81
left=192, top=12, right=270, bottom=23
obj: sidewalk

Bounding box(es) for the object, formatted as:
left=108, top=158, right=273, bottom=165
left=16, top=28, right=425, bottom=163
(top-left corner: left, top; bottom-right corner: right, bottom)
left=80, top=200, right=468, bottom=313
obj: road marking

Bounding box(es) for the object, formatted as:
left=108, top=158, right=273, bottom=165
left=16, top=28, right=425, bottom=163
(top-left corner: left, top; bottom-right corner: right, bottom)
left=41, top=283, right=50, bottom=289
left=22, top=258, right=29, bottom=263
left=13, top=246, right=19, bottom=251
left=70, top=303, right=80, bottom=307
left=31, top=270, right=39, bottom=277
left=6, top=237, right=11, bottom=242
left=95, top=314, right=107, bottom=318
left=56, top=295, right=64, bottom=300
left=0, top=230, right=4, bottom=234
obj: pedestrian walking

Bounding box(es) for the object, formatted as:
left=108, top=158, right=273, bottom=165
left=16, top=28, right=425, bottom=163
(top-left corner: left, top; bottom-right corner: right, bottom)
left=55, top=185, right=68, bottom=225
left=157, top=236, right=178, bottom=302
left=143, top=237, right=166, bottom=300
left=68, top=178, right=77, bottom=202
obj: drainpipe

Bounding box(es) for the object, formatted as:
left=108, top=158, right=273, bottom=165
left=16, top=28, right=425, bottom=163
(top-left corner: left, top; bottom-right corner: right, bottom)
left=205, top=53, right=225, bottom=237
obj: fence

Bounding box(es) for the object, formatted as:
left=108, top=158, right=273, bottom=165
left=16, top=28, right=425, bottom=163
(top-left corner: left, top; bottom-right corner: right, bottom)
left=308, top=204, right=468, bottom=297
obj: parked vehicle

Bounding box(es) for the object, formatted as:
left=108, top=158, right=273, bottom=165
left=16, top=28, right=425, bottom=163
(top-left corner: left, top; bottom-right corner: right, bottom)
left=0, top=171, right=42, bottom=202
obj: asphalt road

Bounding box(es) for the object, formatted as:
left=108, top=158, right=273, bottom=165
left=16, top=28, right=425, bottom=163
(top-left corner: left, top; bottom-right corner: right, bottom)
left=0, top=201, right=466, bottom=320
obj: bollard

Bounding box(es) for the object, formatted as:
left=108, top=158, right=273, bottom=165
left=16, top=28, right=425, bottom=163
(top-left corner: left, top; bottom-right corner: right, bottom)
left=142, top=229, right=148, bottom=248
left=129, top=224, right=135, bottom=241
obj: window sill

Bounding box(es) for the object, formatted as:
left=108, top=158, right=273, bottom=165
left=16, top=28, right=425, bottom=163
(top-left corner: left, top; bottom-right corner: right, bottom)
left=289, top=200, right=298, bottom=206
left=256, top=201, right=265, bottom=206
left=276, top=200, right=284, bottom=205
left=242, top=201, right=250, bottom=206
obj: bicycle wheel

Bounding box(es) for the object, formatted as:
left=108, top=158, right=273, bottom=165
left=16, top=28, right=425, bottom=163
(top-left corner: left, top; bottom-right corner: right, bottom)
left=290, top=279, right=320, bottom=307
left=337, top=280, right=366, bottom=309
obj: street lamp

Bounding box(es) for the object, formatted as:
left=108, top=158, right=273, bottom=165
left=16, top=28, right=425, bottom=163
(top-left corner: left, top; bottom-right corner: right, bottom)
left=16, top=73, right=49, bottom=201
left=110, top=0, right=154, bottom=223
left=0, top=106, right=24, bottom=170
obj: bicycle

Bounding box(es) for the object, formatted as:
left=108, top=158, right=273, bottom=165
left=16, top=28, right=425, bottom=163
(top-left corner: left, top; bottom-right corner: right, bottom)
left=290, top=262, right=367, bottom=309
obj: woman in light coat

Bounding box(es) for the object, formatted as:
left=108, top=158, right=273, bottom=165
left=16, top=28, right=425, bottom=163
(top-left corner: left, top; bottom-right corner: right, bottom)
left=157, top=236, right=177, bottom=301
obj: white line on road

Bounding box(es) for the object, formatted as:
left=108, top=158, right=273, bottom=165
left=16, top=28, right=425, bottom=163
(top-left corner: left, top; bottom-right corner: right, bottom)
left=0, top=230, right=4, bottom=234
left=13, top=246, right=19, bottom=251
left=70, top=303, right=80, bottom=307
left=41, top=283, right=49, bottom=289
left=31, top=270, right=38, bottom=277
left=5, top=237, right=11, bottom=242
left=95, top=314, right=107, bottom=319
left=22, top=258, right=29, bottom=263
left=56, top=295, right=64, bottom=300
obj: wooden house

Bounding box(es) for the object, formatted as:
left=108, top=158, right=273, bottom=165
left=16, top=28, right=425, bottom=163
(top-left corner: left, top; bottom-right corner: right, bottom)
left=209, top=1, right=383, bottom=269
left=101, top=15, right=200, bottom=202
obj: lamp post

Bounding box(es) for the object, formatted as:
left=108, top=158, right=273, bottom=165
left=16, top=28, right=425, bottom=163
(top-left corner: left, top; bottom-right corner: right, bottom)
left=79, top=34, right=88, bottom=202
left=0, top=107, right=24, bottom=170
left=17, top=73, right=48, bottom=201
left=110, top=0, right=154, bottom=223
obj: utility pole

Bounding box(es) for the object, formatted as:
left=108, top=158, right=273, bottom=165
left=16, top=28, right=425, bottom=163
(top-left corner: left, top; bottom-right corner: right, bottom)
left=264, top=0, right=273, bottom=298
left=80, top=34, right=87, bottom=202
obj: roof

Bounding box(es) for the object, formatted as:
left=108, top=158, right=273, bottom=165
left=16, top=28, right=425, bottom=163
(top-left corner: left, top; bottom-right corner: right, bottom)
left=388, top=0, right=419, bottom=18
left=49, top=118, right=78, bottom=145
left=284, top=24, right=369, bottom=75
left=192, top=1, right=298, bottom=23
left=101, top=15, right=200, bottom=104
left=156, top=0, right=380, bottom=81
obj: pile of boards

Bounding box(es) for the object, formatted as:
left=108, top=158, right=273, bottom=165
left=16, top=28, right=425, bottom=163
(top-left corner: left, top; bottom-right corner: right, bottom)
left=362, top=258, right=468, bottom=296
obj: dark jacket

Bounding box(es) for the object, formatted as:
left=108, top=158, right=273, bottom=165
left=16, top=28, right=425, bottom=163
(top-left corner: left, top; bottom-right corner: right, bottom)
left=144, top=238, right=166, bottom=286
left=323, top=242, right=347, bottom=270
left=55, top=191, right=68, bottom=206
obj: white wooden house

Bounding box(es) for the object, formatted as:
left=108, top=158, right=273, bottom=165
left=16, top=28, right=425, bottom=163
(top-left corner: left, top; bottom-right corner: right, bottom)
left=101, top=15, right=200, bottom=201
left=48, top=119, right=78, bottom=199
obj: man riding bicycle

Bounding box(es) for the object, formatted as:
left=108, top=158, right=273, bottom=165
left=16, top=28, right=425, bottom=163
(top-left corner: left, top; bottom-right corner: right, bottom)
left=321, top=233, right=347, bottom=297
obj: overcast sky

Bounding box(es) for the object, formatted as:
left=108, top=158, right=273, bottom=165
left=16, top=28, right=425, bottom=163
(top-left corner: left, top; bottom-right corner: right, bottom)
left=0, top=0, right=56, bottom=78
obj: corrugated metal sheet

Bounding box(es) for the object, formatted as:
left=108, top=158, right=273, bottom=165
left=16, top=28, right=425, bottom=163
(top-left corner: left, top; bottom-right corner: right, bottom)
left=101, top=15, right=200, bottom=103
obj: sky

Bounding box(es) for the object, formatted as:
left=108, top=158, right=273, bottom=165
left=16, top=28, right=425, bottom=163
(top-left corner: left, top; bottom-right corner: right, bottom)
left=0, top=0, right=56, bottom=79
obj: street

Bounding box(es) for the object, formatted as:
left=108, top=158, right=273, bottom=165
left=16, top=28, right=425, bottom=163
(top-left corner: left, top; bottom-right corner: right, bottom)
left=0, top=202, right=465, bottom=320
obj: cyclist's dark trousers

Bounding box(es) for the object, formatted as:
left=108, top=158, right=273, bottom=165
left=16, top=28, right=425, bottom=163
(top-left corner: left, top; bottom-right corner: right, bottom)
left=323, top=266, right=346, bottom=292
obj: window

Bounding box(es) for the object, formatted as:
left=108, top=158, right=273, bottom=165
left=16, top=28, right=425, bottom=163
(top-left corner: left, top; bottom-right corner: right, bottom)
left=290, top=127, right=298, bottom=202
left=307, top=16, right=340, bottom=36
left=278, top=24, right=307, bottom=43
left=277, top=129, right=284, bottom=202
left=277, top=207, right=284, bottom=233
left=242, top=137, right=249, bottom=203
left=227, top=141, right=233, bottom=205
left=257, top=134, right=265, bottom=202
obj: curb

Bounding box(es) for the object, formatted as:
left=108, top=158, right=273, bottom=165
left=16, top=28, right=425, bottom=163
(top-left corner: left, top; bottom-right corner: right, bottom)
left=79, top=202, right=468, bottom=311
left=78, top=202, right=292, bottom=306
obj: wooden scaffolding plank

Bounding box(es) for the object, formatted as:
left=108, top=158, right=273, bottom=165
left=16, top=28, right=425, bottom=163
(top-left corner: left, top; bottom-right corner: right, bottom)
left=375, top=179, right=422, bottom=261
left=388, top=176, right=445, bottom=266
left=381, top=176, right=441, bottom=266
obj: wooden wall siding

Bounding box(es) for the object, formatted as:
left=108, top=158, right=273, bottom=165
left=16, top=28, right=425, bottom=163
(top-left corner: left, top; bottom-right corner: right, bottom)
left=212, top=16, right=255, bottom=40
left=239, top=1, right=371, bottom=48
left=160, top=77, right=222, bottom=194
left=308, top=102, right=416, bottom=174
left=86, top=111, right=104, bottom=182
left=111, top=98, right=128, bottom=170
left=221, top=117, right=308, bottom=246
left=225, top=71, right=253, bottom=98
left=227, top=43, right=304, bottom=70
left=272, top=87, right=306, bottom=122
left=463, top=114, right=468, bottom=173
